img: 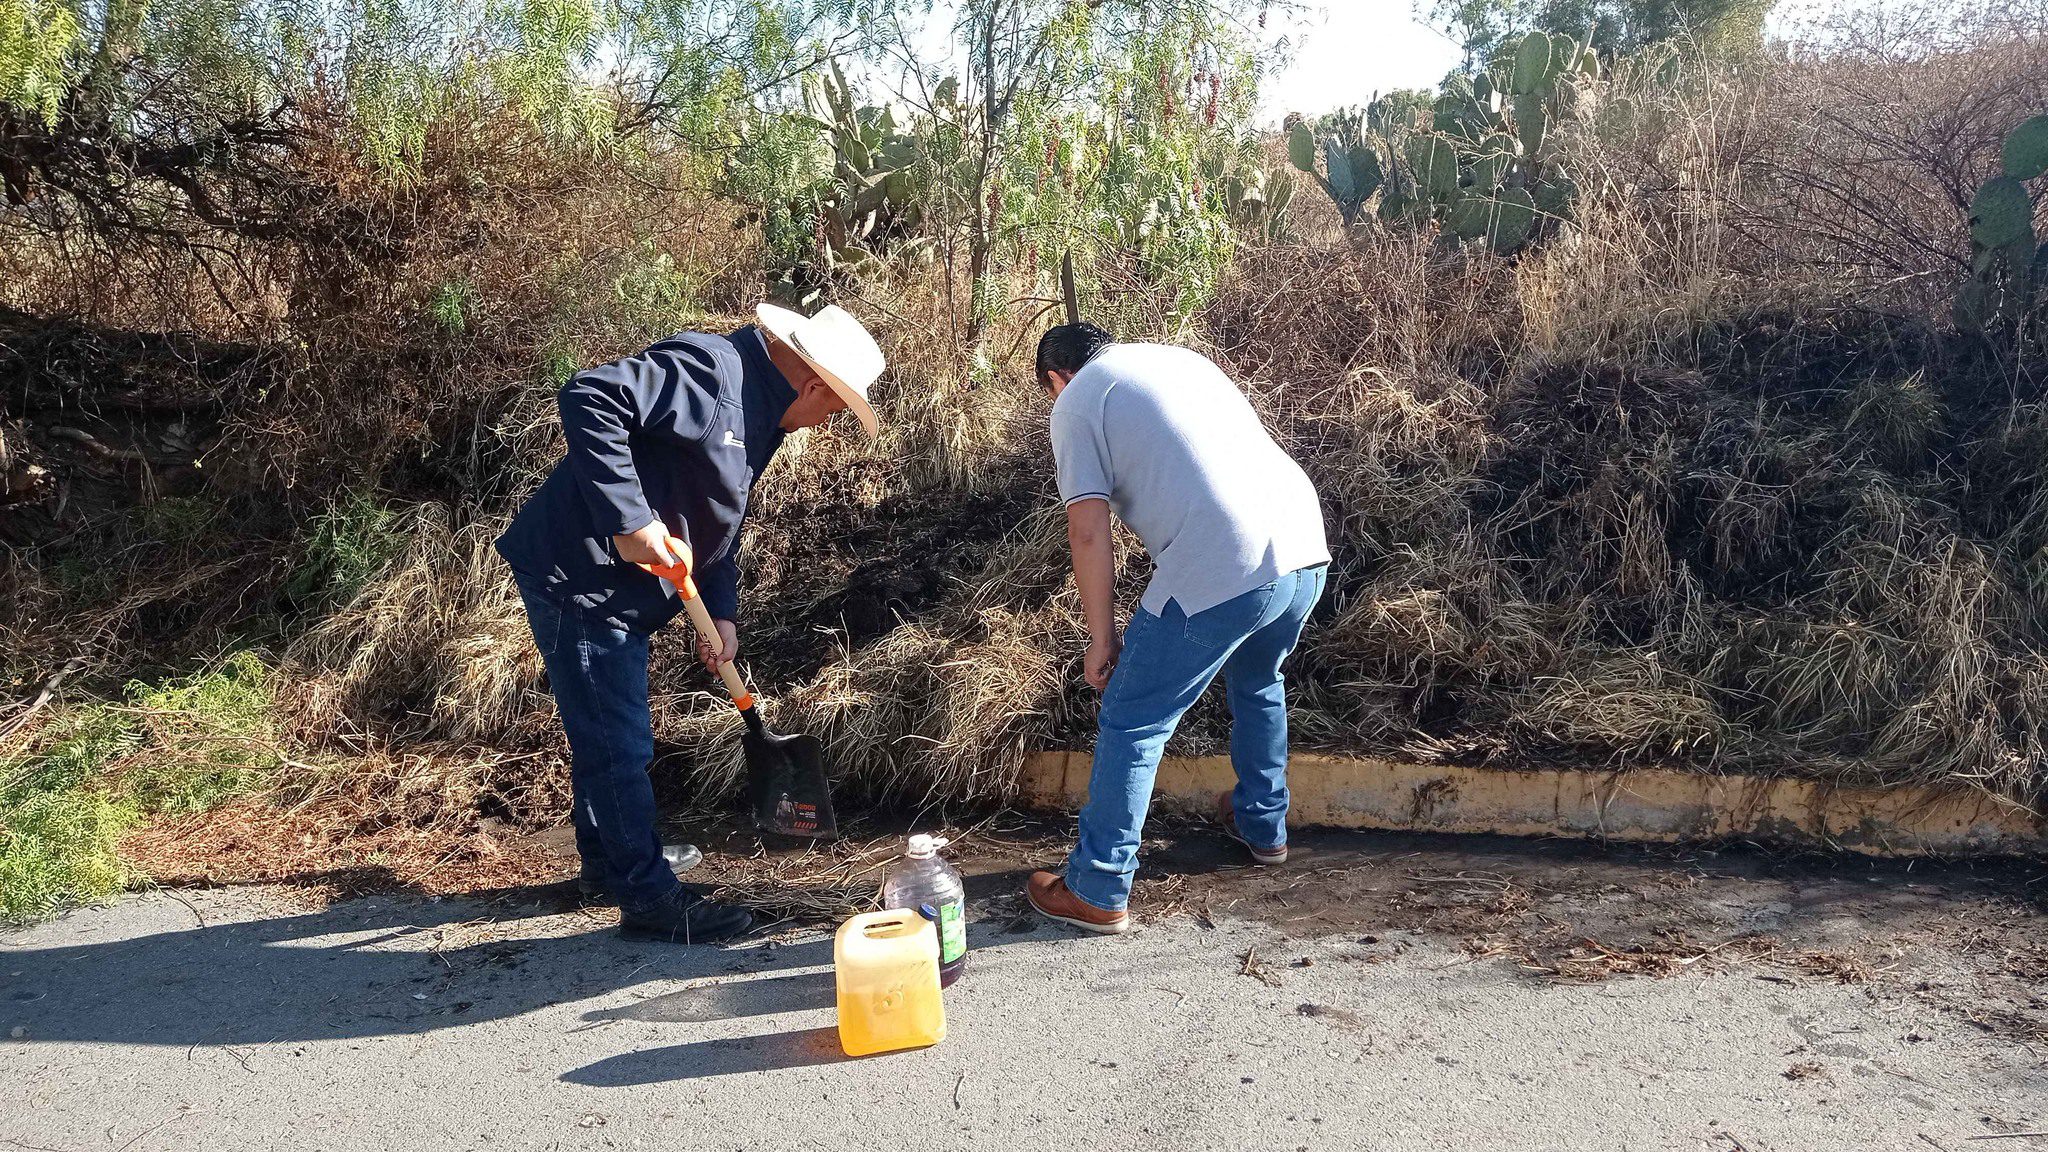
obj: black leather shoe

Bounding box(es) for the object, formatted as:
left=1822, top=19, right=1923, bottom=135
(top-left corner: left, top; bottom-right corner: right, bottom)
left=618, top=887, right=753, bottom=944
left=578, top=844, right=703, bottom=904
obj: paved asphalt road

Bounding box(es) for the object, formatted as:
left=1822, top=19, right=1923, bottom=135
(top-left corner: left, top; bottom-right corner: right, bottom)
left=4, top=847, right=2045, bottom=1152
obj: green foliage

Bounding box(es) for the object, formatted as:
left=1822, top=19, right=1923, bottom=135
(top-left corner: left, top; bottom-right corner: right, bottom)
left=1429, top=0, right=1771, bottom=66
left=1287, top=101, right=1399, bottom=228
left=1, top=0, right=833, bottom=189
left=286, top=490, right=405, bottom=609
left=1292, top=30, right=1608, bottom=255
left=0, top=787, right=139, bottom=924
left=5, top=709, right=140, bottom=801
left=2005, top=116, right=2048, bottom=182
left=0, top=0, right=80, bottom=126
left=490, top=0, right=611, bottom=144
left=429, top=280, right=473, bottom=335
left=538, top=336, right=583, bottom=388
left=46, top=552, right=111, bottom=601
left=1958, top=115, right=2046, bottom=339
left=612, top=242, right=716, bottom=333
left=0, top=653, right=279, bottom=923
left=138, top=495, right=219, bottom=547
left=120, top=651, right=276, bottom=813
left=794, top=59, right=935, bottom=280
left=1221, top=160, right=1294, bottom=243
left=872, top=4, right=1268, bottom=330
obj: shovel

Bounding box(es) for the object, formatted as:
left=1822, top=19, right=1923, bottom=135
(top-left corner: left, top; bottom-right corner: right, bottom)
left=637, top=536, right=840, bottom=840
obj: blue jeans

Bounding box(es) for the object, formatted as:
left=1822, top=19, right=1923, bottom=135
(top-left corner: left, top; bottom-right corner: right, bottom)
left=514, top=573, right=680, bottom=912
left=1065, top=564, right=1327, bottom=912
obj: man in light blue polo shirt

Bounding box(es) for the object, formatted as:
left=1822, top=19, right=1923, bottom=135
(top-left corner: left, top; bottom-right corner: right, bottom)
left=1025, top=323, right=1329, bottom=934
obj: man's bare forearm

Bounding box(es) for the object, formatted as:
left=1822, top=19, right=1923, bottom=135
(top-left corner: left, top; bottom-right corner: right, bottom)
left=1066, top=498, right=1116, bottom=641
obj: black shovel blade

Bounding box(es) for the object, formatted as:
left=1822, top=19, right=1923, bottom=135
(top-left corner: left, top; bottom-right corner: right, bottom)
left=743, top=725, right=839, bottom=840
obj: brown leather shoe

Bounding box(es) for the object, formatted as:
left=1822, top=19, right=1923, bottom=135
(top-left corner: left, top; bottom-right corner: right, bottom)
left=1218, top=792, right=1288, bottom=865
left=1026, top=871, right=1130, bottom=935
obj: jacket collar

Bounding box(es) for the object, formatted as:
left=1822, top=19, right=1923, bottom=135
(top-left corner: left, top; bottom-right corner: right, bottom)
left=731, top=325, right=794, bottom=477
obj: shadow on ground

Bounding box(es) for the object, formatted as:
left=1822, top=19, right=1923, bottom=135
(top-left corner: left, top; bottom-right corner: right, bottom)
left=6, top=821, right=2046, bottom=1084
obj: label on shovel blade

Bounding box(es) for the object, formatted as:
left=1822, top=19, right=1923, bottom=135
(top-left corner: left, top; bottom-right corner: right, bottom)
left=768, top=793, right=821, bottom=836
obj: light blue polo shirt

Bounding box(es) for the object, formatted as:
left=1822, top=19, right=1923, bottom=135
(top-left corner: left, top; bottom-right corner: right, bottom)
left=1050, top=342, right=1329, bottom=618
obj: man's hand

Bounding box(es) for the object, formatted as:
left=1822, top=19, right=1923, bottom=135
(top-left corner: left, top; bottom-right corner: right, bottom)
left=1084, top=632, right=1122, bottom=693
left=698, top=618, right=738, bottom=672
left=614, top=522, right=678, bottom=567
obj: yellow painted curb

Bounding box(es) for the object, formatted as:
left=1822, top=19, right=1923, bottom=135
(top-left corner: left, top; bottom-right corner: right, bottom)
left=1017, top=752, right=2048, bottom=858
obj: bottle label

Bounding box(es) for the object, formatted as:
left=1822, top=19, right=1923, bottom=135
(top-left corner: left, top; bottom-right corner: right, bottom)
left=938, top=899, right=966, bottom=964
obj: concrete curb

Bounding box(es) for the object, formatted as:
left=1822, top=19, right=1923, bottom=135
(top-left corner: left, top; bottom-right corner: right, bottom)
left=1017, top=752, right=2048, bottom=858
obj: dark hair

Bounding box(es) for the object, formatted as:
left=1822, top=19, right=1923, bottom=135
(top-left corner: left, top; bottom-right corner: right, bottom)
left=1036, top=323, right=1113, bottom=386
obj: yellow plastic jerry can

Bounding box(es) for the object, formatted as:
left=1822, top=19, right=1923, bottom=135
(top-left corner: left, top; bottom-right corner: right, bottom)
left=834, top=909, right=947, bottom=1056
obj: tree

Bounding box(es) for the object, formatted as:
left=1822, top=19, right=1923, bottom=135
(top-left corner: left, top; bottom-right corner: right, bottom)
left=868, top=0, right=1271, bottom=346
left=1424, top=0, right=1774, bottom=70
left=0, top=0, right=877, bottom=252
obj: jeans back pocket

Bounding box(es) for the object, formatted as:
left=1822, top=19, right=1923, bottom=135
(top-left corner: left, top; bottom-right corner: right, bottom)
left=1180, top=582, right=1279, bottom=648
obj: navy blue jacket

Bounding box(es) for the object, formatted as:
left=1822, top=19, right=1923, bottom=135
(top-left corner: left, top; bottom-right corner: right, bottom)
left=495, top=326, right=794, bottom=634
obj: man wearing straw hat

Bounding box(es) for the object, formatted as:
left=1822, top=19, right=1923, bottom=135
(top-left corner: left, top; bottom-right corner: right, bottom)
left=496, top=304, right=884, bottom=944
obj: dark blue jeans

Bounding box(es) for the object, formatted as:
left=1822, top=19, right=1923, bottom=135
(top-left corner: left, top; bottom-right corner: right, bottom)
left=1066, top=563, right=1327, bottom=911
left=514, top=573, right=680, bottom=912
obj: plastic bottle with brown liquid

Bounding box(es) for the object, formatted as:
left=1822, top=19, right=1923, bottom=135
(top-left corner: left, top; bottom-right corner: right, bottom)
left=880, top=834, right=967, bottom=988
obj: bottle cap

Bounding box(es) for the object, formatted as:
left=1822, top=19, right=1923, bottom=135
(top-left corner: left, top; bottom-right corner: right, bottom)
left=905, top=834, right=949, bottom=859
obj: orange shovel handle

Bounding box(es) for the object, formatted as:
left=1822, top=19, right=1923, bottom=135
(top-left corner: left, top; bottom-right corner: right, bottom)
left=634, top=535, right=754, bottom=711
left=635, top=537, right=700, bottom=599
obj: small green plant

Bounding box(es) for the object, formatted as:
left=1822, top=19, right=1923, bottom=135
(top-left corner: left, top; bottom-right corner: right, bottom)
left=428, top=280, right=474, bottom=335
left=121, top=651, right=277, bottom=813
left=1957, top=114, right=2048, bottom=338
left=286, top=490, right=407, bottom=609
left=538, top=335, right=583, bottom=389
left=0, top=653, right=281, bottom=923
left=138, top=494, right=219, bottom=547
left=613, top=246, right=711, bottom=333
left=48, top=553, right=117, bottom=601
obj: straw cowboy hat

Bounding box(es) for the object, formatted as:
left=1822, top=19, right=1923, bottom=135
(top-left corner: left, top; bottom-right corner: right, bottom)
left=755, top=303, right=885, bottom=437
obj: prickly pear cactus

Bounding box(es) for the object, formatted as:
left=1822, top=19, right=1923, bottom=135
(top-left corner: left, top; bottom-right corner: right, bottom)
left=1288, top=110, right=1386, bottom=228
left=1512, top=31, right=1557, bottom=97
left=1287, top=30, right=1601, bottom=252
left=1958, top=114, right=2046, bottom=338
left=1971, top=178, right=2033, bottom=248
left=799, top=60, right=930, bottom=274
left=1405, top=135, right=1462, bottom=201
left=2003, top=116, right=2048, bottom=181
left=1406, top=28, right=1597, bottom=253
left=1449, top=187, right=1538, bottom=253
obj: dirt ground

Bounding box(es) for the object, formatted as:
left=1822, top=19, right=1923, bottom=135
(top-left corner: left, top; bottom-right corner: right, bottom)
left=145, top=804, right=2048, bottom=1053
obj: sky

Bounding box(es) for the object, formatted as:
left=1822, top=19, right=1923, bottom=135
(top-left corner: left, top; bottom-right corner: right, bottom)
left=1256, top=4, right=1465, bottom=126
left=1255, top=0, right=1888, bottom=125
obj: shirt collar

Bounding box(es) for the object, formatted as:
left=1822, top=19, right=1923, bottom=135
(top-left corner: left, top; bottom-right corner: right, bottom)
left=731, top=325, right=793, bottom=476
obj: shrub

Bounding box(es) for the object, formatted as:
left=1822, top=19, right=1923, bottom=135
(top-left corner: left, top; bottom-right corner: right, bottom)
left=0, top=653, right=284, bottom=922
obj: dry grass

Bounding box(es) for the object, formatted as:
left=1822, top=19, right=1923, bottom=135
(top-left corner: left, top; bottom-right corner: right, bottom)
left=6, top=22, right=2048, bottom=873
